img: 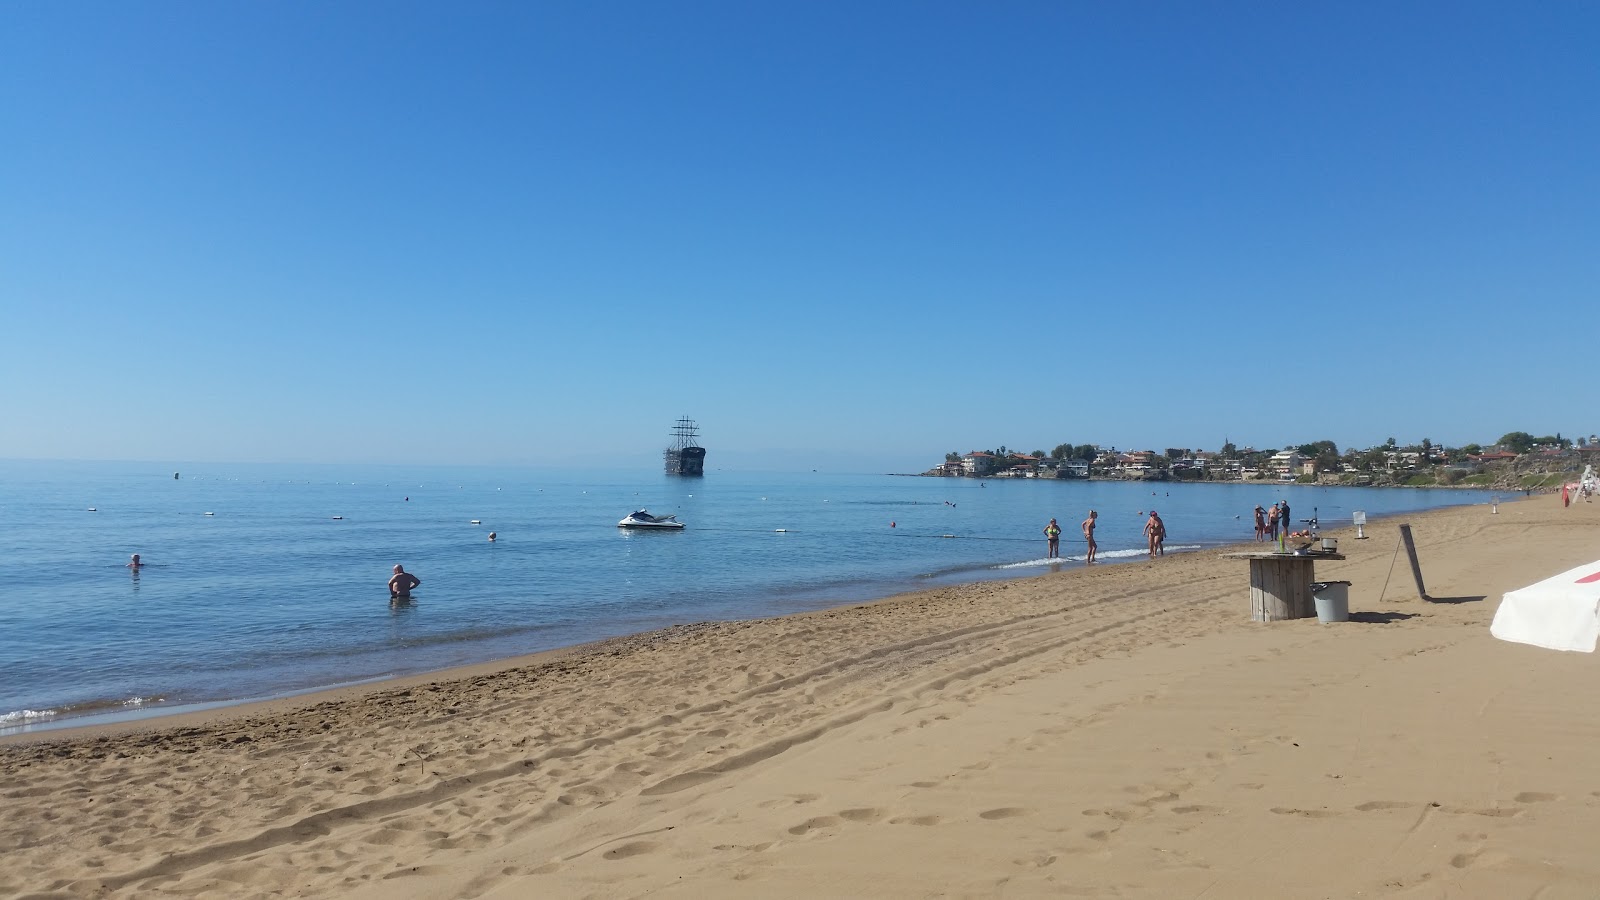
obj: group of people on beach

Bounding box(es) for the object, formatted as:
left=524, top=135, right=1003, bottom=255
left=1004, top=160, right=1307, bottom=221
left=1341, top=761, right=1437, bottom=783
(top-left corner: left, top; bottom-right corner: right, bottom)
left=1043, top=511, right=1101, bottom=563
left=1042, top=509, right=1166, bottom=562
left=1252, top=500, right=1294, bottom=541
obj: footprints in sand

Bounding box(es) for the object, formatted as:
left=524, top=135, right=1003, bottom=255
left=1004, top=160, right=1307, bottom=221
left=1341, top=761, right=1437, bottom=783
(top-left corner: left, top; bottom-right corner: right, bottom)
left=1269, top=807, right=1339, bottom=818
left=978, top=806, right=1030, bottom=820
left=601, top=841, right=658, bottom=860
left=787, top=815, right=842, bottom=836
left=1354, top=800, right=1412, bottom=812
left=1264, top=792, right=1561, bottom=822
left=776, top=803, right=1019, bottom=842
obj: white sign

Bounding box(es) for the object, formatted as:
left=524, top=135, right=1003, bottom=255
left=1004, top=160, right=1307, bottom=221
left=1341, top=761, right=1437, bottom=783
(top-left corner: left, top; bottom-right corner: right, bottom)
left=1352, top=510, right=1367, bottom=525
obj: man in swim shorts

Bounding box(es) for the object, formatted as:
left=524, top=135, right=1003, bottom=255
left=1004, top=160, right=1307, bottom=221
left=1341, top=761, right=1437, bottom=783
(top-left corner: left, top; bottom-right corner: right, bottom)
left=1082, top=510, right=1098, bottom=563
left=389, top=564, right=421, bottom=600
left=1043, top=518, right=1061, bottom=558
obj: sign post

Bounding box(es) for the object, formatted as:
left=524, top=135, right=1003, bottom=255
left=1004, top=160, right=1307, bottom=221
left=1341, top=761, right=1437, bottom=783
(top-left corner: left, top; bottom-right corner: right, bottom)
left=1398, top=524, right=1430, bottom=601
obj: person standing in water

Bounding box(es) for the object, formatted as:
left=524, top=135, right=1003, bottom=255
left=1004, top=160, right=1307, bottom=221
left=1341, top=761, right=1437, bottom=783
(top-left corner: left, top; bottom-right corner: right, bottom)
left=388, top=564, right=421, bottom=600
left=1253, top=505, right=1267, bottom=542
left=1081, top=510, right=1098, bottom=563
left=126, top=554, right=142, bottom=570
left=1043, top=518, right=1061, bottom=559
left=1144, top=511, right=1166, bottom=558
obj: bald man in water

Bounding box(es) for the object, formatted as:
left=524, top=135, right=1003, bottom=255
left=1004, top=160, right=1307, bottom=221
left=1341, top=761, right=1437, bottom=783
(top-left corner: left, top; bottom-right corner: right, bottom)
left=1081, top=511, right=1098, bottom=563
left=388, top=564, right=420, bottom=600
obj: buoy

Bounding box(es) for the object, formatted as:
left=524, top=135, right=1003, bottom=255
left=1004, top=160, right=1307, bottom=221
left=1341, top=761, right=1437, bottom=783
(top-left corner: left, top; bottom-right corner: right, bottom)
left=205, top=512, right=214, bottom=516
left=87, top=507, right=97, bottom=512
left=331, top=516, right=343, bottom=520
left=775, top=529, right=788, bottom=532
left=470, top=519, right=481, bottom=525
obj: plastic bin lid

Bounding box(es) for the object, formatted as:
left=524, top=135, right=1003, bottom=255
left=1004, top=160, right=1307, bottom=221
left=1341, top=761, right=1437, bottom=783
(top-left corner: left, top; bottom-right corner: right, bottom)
left=1311, top=581, right=1353, bottom=591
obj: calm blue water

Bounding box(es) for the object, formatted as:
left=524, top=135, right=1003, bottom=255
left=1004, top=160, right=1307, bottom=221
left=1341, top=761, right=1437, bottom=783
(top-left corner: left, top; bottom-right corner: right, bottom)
left=0, top=460, right=1495, bottom=732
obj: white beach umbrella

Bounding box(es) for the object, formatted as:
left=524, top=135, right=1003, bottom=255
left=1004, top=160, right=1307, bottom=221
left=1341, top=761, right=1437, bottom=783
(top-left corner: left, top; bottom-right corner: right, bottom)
left=1491, top=560, right=1600, bottom=652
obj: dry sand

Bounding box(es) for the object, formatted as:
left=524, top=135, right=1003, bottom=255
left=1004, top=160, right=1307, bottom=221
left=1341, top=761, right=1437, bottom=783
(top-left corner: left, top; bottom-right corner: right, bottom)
left=5, top=494, right=1600, bottom=899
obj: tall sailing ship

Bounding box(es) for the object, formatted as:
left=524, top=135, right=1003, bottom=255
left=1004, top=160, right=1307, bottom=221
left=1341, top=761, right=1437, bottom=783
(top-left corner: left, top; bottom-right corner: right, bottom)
left=664, top=417, right=706, bottom=476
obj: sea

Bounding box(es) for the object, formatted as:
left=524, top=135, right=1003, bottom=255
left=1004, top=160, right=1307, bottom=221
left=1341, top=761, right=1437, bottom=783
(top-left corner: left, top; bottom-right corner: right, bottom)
left=0, top=459, right=1499, bottom=735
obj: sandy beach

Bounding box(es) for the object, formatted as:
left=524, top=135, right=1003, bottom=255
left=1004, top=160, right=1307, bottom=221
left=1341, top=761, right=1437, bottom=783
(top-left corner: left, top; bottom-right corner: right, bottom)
left=6, top=494, right=1600, bottom=899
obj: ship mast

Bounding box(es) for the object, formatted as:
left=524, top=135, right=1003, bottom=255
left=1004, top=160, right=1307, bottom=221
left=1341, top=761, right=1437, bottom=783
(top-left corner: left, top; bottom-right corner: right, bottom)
left=671, top=417, right=700, bottom=450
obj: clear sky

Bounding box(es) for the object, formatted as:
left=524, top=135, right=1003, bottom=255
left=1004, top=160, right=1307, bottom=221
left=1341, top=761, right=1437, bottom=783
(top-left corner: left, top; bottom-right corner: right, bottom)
left=3, top=2, right=1595, bottom=472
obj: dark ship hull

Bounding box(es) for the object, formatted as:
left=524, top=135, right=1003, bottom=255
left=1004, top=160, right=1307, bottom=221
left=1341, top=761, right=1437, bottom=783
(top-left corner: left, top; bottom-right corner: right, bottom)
left=665, top=446, right=706, bottom=476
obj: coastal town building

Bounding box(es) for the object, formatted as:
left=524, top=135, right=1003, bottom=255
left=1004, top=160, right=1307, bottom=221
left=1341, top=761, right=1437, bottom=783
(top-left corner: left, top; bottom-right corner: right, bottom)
left=961, top=452, right=996, bottom=476
left=1058, top=459, right=1091, bottom=479
left=1267, top=450, right=1305, bottom=479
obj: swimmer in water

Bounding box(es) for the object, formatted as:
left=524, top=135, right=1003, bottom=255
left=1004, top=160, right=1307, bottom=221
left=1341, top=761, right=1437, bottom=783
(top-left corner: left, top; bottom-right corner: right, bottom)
left=388, top=564, right=421, bottom=600
left=127, top=554, right=142, bottom=569
left=487, top=531, right=497, bottom=542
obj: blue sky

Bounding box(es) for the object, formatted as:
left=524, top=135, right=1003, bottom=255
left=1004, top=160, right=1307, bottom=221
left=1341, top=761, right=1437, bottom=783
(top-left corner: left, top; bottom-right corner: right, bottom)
left=3, top=2, right=1594, bottom=471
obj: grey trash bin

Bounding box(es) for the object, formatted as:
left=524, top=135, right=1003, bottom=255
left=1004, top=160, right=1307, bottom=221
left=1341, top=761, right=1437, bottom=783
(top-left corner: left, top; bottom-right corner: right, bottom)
left=1311, top=581, right=1351, bottom=623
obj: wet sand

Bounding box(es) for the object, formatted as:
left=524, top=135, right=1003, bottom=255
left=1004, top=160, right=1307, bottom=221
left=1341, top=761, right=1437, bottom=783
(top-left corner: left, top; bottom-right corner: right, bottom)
left=6, top=494, right=1600, bottom=899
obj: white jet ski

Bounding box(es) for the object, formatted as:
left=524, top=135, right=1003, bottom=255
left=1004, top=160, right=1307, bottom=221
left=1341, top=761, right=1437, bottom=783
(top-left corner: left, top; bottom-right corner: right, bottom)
left=617, top=510, right=686, bottom=529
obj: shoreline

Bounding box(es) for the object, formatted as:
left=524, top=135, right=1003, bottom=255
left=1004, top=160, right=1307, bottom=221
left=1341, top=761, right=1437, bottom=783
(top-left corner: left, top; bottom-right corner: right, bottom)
left=1, top=494, right=1494, bottom=741
left=9, top=493, right=1600, bottom=897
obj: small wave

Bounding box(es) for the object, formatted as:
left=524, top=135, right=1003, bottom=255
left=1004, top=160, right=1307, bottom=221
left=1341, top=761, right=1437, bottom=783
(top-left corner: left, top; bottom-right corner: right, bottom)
left=994, top=557, right=1075, bottom=569
left=994, top=545, right=1205, bottom=568
left=0, top=708, right=59, bottom=725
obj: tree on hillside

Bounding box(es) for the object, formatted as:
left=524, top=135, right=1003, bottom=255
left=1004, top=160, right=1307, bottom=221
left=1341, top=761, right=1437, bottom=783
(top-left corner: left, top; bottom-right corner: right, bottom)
left=1051, top=444, right=1071, bottom=460
left=1498, top=432, right=1535, bottom=453
left=1221, top=441, right=1237, bottom=457
left=1384, top=437, right=1398, bottom=450
left=1463, top=443, right=1482, bottom=456
left=946, top=452, right=961, bottom=463
left=1073, top=444, right=1097, bottom=462
left=1296, top=440, right=1338, bottom=458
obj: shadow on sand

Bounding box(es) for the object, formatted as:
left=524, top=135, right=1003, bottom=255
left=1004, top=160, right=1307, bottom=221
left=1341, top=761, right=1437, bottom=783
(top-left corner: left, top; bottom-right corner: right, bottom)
left=1349, top=611, right=1419, bottom=624
left=1423, top=595, right=1487, bottom=605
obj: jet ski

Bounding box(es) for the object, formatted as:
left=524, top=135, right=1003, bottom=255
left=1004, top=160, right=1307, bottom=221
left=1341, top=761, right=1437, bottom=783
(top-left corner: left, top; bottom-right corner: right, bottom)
left=617, top=510, right=686, bottom=529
